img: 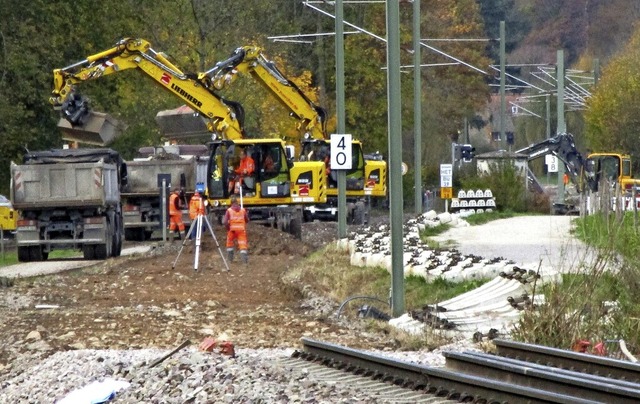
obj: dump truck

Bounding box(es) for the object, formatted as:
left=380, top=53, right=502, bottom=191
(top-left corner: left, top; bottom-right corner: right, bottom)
left=122, top=144, right=208, bottom=240
left=10, top=148, right=127, bottom=261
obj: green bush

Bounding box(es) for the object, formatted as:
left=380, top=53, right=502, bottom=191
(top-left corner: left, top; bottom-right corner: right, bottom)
left=458, top=160, right=549, bottom=213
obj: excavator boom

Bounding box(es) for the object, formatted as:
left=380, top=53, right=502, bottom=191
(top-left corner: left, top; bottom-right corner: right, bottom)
left=204, top=46, right=328, bottom=143
left=517, top=132, right=640, bottom=200
left=516, top=132, right=595, bottom=191
left=204, top=45, right=388, bottom=214
left=51, top=37, right=245, bottom=143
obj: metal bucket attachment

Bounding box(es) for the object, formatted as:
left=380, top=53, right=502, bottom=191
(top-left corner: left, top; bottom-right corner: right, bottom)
left=57, top=111, right=126, bottom=146
left=155, top=105, right=210, bottom=138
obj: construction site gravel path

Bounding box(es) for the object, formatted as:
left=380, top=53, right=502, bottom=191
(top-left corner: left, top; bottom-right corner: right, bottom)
left=431, top=215, right=595, bottom=270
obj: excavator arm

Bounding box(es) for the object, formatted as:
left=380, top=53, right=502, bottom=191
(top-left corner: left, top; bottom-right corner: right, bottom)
left=51, top=37, right=245, bottom=140
left=202, top=45, right=387, bottom=201
left=516, top=133, right=597, bottom=192
left=201, top=45, right=327, bottom=142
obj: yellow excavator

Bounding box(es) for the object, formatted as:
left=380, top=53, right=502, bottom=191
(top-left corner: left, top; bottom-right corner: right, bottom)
left=204, top=45, right=387, bottom=224
left=50, top=37, right=327, bottom=237
left=516, top=132, right=640, bottom=214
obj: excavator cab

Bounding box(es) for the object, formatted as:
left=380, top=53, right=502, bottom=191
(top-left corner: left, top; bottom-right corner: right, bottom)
left=206, top=140, right=292, bottom=201
left=586, top=153, right=640, bottom=194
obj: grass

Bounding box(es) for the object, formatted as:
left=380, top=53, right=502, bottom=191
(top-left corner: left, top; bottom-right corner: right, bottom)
left=419, top=222, right=450, bottom=238
left=462, top=209, right=518, bottom=225
left=573, top=211, right=640, bottom=259
left=282, top=244, right=491, bottom=350
left=0, top=251, right=18, bottom=267
left=512, top=211, right=640, bottom=354
left=0, top=248, right=82, bottom=267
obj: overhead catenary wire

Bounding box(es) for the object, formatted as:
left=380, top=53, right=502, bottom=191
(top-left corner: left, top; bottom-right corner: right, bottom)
left=303, top=1, right=489, bottom=76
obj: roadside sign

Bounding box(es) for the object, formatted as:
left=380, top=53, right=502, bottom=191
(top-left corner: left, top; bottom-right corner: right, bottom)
left=545, top=154, right=559, bottom=173
left=440, top=164, right=453, bottom=187
left=330, top=134, right=352, bottom=170
left=441, top=187, right=453, bottom=199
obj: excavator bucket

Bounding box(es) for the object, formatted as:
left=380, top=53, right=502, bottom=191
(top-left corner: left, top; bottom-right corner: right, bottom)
left=57, top=111, right=126, bottom=146
left=155, top=105, right=210, bottom=139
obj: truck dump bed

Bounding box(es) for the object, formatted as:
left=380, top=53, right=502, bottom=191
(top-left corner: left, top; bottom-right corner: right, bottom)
left=124, top=158, right=198, bottom=195
left=11, top=148, right=124, bottom=210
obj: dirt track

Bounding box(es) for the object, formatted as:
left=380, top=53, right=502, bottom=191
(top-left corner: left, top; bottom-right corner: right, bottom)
left=431, top=215, right=594, bottom=269
left=0, top=220, right=397, bottom=374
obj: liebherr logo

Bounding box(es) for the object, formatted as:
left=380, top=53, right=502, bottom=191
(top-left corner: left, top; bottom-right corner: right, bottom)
left=170, top=83, right=203, bottom=108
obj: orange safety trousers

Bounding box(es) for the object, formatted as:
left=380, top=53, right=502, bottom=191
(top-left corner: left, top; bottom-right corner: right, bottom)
left=169, top=213, right=185, bottom=232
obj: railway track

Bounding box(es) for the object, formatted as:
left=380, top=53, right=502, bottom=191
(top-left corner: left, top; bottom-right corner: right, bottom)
left=284, top=337, right=640, bottom=403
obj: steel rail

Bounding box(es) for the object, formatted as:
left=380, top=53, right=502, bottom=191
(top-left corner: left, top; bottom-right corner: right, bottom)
left=493, top=338, right=640, bottom=382
left=444, top=351, right=640, bottom=403
left=298, top=337, right=598, bottom=403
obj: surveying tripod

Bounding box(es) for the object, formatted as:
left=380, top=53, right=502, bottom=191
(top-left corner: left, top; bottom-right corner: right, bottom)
left=172, top=212, right=229, bottom=272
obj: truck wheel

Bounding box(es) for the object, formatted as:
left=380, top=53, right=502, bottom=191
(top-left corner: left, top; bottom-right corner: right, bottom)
left=17, top=246, right=30, bottom=262
left=29, top=246, right=43, bottom=261
left=83, top=245, right=95, bottom=260
left=94, top=244, right=108, bottom=260
left=289, top=218, right=302, bottom=239
left=112, top=215, right=122, bottom=257
left=353, top=201, right=366, bottom=225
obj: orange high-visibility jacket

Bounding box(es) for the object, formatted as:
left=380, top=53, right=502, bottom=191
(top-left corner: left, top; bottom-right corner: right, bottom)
left=169, top=192, right=182, bottom=215
left=189, top=193, right=205, bottom=219
left=225, top=206, right=248, bottom=231
left=235, top=156, right=255, bottom=176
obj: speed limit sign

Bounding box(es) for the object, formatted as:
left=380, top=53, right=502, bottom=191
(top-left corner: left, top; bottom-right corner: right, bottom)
left=331, top=134, right=352, bottom=170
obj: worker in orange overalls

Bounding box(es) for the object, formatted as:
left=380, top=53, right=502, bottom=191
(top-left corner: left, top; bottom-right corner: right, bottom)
left=228, top=148, right=255, bottom=194
left=169, top=188, right=186, bottom=240
left=223, top=194, right=249, bottom=264
left=188, top=183, right=206, bottom=240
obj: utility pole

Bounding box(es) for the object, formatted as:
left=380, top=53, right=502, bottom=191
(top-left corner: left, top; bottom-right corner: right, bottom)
left=413, top=0, right=422, bottom=215
left=556, top=50, right=566, bottom=206
left=500, top=21, right=506, bottom=151
left=335, top=0, right=347, bottom=238
left=386, top=0, right=405, bottom=317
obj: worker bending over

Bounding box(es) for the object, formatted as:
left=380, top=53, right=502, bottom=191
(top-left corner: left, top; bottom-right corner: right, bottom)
left=223, top=194, right=249, bottom=264
left=169, top=188, right=186, bottom=240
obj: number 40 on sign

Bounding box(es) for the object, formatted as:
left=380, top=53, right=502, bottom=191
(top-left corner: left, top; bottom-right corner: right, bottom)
left=330, top=134, right=353, bottom=170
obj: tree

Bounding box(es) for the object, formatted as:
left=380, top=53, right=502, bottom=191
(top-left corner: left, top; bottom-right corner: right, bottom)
left=584, top=25, right=640, bottom=167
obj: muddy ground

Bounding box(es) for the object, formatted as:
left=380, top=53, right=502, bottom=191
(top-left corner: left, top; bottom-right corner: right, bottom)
left=0, top=219, right=399, bottom=374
